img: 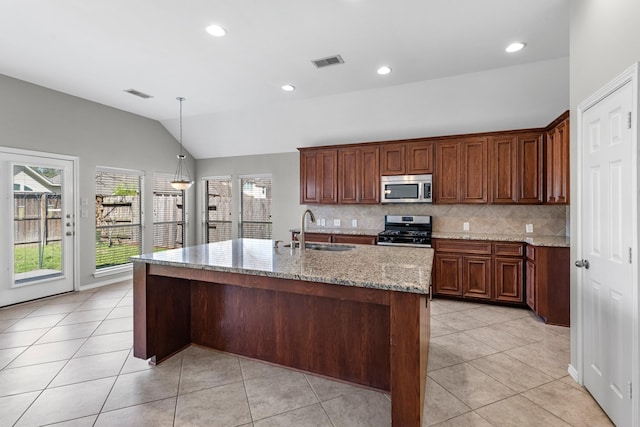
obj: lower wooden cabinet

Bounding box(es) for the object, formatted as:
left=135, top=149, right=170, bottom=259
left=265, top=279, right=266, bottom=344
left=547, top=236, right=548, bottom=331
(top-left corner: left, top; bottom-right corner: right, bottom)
left=433, top=239, right=524, bottom=304
left=433, top=254, right=463, bottom=296
left=463, top=256, right=492, bottom=299
left=332, top=234, right=378, bottom=245
left=292, top=232, right=377, bottom=245
left=526, top=245, right=570, bottom=326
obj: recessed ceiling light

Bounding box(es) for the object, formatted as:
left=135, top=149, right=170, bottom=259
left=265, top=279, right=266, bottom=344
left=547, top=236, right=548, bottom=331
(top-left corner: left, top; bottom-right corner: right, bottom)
left=206, top=24, right=227, bottom=37
left=281, top=84, right=295, bottom=92
left=377, top=66, right=392, bottom=75
left=505, top=42, right=526, bottom=53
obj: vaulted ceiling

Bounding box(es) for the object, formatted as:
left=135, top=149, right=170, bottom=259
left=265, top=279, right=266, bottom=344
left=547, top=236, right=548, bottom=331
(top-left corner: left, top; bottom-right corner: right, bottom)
left=0, top=0, right=569, bottom=157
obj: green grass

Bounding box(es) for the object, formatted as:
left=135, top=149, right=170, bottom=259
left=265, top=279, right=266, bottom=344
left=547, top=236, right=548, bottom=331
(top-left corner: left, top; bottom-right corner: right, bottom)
left=15, top=241, right=177, bottom=273
left=95, top=241, right=140, bottom=269
left=14, top=242, right=62, bottom=274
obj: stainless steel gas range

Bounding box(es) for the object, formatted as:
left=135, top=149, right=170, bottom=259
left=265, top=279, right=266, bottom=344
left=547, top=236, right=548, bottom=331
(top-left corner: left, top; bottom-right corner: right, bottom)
left=377, top=215, right=432, bottom=248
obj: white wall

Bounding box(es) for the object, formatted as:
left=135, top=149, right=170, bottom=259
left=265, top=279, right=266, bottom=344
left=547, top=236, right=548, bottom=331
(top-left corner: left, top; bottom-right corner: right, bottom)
left=569, top=0, right=640, bottom=377
left=196, top=153, right=300, bottom=243
left=186, top=57, right=570, bottom=158
left=0, top=74, right=196, bottom=289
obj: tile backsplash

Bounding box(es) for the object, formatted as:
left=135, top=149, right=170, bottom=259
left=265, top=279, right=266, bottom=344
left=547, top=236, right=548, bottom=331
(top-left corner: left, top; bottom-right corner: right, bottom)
left=306, top=204, right=568, bottom=236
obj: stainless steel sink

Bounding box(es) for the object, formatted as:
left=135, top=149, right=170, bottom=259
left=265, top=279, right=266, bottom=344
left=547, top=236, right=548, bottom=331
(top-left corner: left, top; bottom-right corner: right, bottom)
left=305, top=243, right=355, bottom=251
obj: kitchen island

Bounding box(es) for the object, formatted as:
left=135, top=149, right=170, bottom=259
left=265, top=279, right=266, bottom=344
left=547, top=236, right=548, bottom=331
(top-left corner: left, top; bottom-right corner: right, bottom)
left=132, top=238, right=432, bottom=426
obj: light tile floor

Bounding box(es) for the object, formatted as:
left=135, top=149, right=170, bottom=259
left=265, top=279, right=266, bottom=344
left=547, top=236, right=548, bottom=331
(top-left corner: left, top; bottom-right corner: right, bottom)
left=0, top=281, right=613, bottom=426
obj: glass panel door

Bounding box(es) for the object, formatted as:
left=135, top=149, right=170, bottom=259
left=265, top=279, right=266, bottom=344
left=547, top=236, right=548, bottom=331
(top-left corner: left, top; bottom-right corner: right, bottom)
left=1, top=150, right=75, bottom=307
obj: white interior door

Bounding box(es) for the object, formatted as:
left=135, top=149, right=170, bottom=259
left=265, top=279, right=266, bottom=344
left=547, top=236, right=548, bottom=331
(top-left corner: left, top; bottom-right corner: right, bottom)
left=580, top=81, right=634, bottom=427
left=0, top=149, right=76, bottom=307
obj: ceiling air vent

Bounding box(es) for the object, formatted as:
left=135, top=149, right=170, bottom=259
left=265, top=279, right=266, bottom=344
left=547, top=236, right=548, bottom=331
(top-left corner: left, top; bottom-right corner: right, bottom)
left=311, top=54, right=344, bottom=69
left=124, top=89, right=153, bottom=99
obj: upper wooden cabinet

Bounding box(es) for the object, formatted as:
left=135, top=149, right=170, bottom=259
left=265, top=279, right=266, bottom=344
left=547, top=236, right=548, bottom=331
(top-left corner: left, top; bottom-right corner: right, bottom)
left=380, top=140, right=433, bottom=175
left=545, top=111, right=570, bottom=204
left=300, top=146, right=379, bottom=204
left=300, top=149, right=338, bottom=204
left=435, top=138, right=488, bottom=204
left=490, top=132, right=543, bottom=204
left=338, top=146, right=380, bottom=204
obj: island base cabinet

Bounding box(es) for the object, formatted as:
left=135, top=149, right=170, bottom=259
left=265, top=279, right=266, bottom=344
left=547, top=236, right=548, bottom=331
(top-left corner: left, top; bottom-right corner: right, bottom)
left=134, top=262, right=430, bottom=426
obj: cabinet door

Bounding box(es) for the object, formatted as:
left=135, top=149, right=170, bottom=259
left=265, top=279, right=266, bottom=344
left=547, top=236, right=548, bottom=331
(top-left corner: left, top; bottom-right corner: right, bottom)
left=490, top=136, right=518, bottom=204
left=462, top=256, right=492, bottom=299
left=518, top=133, right=544, bottom=204
left=380, top=144, right=406, bottom=175
left=460, top=138, right=488, bottom=204
left=526, top=259, right=536, bottom=310
left=359, top=146, right=380, bottom=203
left=434, top=254, right=463, bottom=296
left=338, top=148, right=358, bottom=204
left=435, top=141, right=460, bottom=203
left=318, top=150, right=338, bottom=204
left=546, top=118, right=570, bottom=204
left=494, top=257, right=524, bottom=303
left=300, top=150, right=319, bottom=203
left=407, top=141, right=434, bottom=174
left=333, top=234, right=377, bottom=245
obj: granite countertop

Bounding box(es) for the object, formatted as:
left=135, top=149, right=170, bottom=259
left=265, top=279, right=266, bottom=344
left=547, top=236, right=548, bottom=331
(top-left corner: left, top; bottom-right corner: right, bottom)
left=432, top=232, right=570, bottom=247
left=289, top=228, right=382, bottom=236
left=132, top=238, right=432, bottom=294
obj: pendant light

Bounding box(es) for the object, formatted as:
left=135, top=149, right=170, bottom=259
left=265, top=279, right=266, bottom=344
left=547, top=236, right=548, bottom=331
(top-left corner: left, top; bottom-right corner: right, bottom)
left=170, top=96, right=194, bottom=191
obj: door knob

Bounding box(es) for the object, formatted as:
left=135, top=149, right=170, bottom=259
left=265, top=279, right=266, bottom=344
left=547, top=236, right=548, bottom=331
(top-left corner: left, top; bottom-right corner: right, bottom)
left=575, top=259, right=590, bottom=269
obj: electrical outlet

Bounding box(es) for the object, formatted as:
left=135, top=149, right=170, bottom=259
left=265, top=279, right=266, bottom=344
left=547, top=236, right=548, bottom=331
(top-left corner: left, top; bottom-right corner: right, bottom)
left=333, top=219, right=341, bottom=227
left=319, top=218, right=325, bottom=226
left=81, top=209, right=88, bottom=218
left=463, top=222, right=470, bottom=231
left=352, top=219, right=357, bottom=227
left=526, top=224, right=534, bottom=233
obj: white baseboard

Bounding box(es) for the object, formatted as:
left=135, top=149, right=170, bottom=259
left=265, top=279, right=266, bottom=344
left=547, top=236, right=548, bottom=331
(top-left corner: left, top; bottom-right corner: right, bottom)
left=567, top=364, right=580, bottom=384
left=79, top=274, right=133, bottom=291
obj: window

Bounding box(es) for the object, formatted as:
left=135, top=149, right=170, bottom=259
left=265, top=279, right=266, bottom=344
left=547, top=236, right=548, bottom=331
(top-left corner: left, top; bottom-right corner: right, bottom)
left=152, top=173, right=184, bottom=252
left=205, top=177, right=232, bottom=242
left=239, top=175, right=272, bottom=239
left=95, top=168, right=143, bottom=269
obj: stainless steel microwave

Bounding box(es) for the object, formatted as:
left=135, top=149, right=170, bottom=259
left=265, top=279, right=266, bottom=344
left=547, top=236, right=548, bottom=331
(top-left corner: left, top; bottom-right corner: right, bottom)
left=381, top=174, right=432, bottom=203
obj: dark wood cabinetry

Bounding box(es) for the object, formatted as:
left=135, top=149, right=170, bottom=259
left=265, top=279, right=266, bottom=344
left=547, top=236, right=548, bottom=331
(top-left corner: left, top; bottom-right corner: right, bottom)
left=301, top=146, right=378, bottom=205
left=433, top=239, right=524, bottom=304
left=333, top=234, right=378, bottom=245
left=525, top=245, right=570, bottom=326
left=545, top=111, right=570, bottom=204
left=292, top=232, right=377, bottom=245
left=380, top=140, right=433, bottom=175
left=436, top=138, right=488, bottom=204
left=494, top=242, right=525, bottom=303
left=460, top=138, right=488, bottom=204
left=299, top=111, right=568, bottom=206
left=490, top=133, right=543, bottom=204
left=338, top=146, right=379, bottom=204
left=300, top=149, right=338, bottom=204
left=434, top=240, right=494, bottom=299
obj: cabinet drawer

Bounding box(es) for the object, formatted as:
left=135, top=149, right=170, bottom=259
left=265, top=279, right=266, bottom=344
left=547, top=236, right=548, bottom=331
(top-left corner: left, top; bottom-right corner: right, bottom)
left=526, top=245, right=536, bottom=260
left=333, top=234, right=377, bottom=245
left=434, top=239, right=492, bottom=255
left=494, top=242, right=524, bottom=257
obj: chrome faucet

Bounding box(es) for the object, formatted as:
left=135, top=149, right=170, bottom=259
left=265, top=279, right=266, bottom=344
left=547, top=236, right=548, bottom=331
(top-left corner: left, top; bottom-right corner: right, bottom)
left=300, top=209, right=316, bottom=251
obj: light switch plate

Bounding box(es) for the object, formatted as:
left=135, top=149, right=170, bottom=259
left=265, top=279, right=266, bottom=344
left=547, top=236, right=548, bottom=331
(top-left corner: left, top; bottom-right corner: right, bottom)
left=352, top=219, right=357, bottom=227
left=319, top=218, right=325, bottom=226
left=334, top=219, right=341, bottom=227
left=463, top=222, right=470, bottom=231
left=526, top=224, right=534, bottom=233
